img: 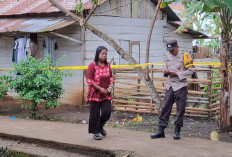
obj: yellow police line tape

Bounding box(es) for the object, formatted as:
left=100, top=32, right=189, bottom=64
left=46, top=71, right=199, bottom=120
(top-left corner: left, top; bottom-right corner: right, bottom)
left=0, top=62, right=223, bottom=71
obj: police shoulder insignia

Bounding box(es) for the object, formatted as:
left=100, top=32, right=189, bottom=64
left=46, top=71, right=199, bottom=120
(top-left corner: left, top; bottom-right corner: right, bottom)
left=183, top=53, right=193, bottom=68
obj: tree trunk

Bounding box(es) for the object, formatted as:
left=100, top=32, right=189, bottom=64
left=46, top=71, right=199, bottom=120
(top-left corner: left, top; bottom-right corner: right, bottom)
left=31, top=102, right=38, bottom=119
left=219, top=6, right=232, bottom=131
left=145, top=0, right=162, bottom=80
left=219, top=39, right=231, bottom=130
left=48, top=0, right=162, bottom=113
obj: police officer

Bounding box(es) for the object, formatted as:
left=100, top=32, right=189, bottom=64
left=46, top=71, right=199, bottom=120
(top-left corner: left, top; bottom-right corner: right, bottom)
left=150, top=40, right=193, bottom=140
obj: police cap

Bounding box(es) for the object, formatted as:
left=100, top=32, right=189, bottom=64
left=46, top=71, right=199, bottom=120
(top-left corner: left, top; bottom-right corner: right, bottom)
left=166, top=39, right=178, bottom=51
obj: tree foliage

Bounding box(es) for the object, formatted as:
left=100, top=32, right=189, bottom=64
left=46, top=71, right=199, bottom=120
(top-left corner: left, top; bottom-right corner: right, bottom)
left=1, top=55, right=72, bottom=119
left=163, top=0, right=232, bottom=13
left=163, top=0, right=232, bottom=35
left=0, top=75, right=10, bottom=100
left=74, top=0, right=101, bottom=13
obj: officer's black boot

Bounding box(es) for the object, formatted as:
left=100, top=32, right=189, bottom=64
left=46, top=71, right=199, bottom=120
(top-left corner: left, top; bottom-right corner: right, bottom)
left=173, top=127, right=181, bottom=140
left=150, top=126, right=165, bottom=139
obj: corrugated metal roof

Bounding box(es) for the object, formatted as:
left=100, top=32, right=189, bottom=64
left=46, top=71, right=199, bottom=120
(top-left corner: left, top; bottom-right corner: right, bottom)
left=0, top=0, right=106, bottom=16
left=169, top=3, right=185, bottom=20
left=0, top=17, right=76, bottom=33
left=151, top=0, right=180, bottom=21
left=169, top=3, right=185, bottom=13
left=168, top=21, right=208, bottom=38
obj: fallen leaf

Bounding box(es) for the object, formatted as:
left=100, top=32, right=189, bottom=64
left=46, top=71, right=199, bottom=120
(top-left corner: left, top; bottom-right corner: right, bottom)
left=210, top=131, right=219, bottom=141
left=132, top=115, right=143, bottom=122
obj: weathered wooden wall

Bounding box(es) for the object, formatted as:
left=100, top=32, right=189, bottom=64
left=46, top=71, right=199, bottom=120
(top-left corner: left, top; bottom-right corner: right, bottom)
left=54, top=24, right=84, bottom=106
left=84, top=16, right=165, bottom=66
left=0, top=0, right=196, bottom=107
left=94, top=0, right=162, bottom=19
left=163, top=23, right=193, bottom=56
left=0, top=24, right=84, bottom=106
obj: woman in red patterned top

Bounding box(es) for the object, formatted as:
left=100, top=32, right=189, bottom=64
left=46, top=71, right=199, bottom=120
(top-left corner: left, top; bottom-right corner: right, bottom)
left=86, top=46, right=113, bottom=140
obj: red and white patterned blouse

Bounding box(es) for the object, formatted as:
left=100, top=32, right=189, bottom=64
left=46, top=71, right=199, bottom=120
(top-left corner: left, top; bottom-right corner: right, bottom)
left=86, top=62, right=114, bottom=102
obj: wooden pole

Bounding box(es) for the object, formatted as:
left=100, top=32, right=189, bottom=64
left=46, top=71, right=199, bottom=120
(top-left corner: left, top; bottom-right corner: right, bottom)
left=145, top=0, right=162, bottom=80
left=49, top=32, right=83, bottom=43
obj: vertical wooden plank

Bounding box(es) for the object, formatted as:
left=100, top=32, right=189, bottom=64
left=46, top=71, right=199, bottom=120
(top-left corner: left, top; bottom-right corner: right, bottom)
left=132, top=0, right=138, bottom=18
left=130, top=41, right=140, bottom=63
left=109, top=0, right=117, bottom=16
left=208, top=66, right=213, bottom=118
left=81, top=26, right=86, bottom=105
left=119, top=40, right=130, bottom=65
left=121, top=0, right=132, bottom=18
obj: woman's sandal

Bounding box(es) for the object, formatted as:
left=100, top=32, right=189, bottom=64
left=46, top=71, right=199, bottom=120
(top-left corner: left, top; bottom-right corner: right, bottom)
left=100, top=128, right=107, bottom=136
left=93, top=133, right=102, bottom=140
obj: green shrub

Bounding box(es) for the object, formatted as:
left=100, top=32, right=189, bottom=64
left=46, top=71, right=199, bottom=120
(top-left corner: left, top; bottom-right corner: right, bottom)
left=0, top=75, right=10, bottom=100
left=8, top=55, right=72, bottom=119
left=203, top=69, right=221, bottom=97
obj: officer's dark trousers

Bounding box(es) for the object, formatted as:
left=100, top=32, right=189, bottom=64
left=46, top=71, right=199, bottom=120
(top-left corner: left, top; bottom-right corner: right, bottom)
left=89, top=100, right=111, bottom=134
left=158, top=86, right=188, bottom=128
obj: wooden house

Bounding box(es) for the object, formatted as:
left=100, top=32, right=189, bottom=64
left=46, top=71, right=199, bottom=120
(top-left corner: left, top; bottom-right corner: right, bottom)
left=0, top=0, right=206, bottom=106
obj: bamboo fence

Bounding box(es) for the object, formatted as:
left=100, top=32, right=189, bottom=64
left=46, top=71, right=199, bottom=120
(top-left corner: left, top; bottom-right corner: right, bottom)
left=84, top=65, right=221, bottom=118
left=111, top=65, right=221, bottom=118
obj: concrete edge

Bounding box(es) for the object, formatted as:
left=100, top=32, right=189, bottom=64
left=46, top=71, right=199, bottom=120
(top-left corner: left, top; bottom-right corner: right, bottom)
left=0, top=132, right=123, bottom=157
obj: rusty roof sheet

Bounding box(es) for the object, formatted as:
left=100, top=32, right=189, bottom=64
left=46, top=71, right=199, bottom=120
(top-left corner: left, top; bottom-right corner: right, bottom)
left=169, top=3, right=185, bottom=13
left=0, top=0, right=106, bottom=16
left=169, top=3, right=185, bottom=20
left=0, top=17, right=76, bottom=33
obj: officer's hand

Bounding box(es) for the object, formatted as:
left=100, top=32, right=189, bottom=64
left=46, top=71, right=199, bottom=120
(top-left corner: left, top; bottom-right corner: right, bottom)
left=169, top=72, right=178, bottom=77
left=163, top=69, right=170, bottom=74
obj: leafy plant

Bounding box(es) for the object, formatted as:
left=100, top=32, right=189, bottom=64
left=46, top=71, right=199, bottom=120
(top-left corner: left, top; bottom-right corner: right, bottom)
left=203, top=69, right=221, bottom=99
left=74, top=1, right=84, bottom=13
left=74, top=0, right=100, bottom=13
left=90, top=0, right=99, bottom=4
left=198, top=104, right=207, bottom=109
left=0, top=147, right=11, bottom=157
left=0, top=146, right=39, bottom=157
left=0, top=75, right=10, bottom=100
left=127, top=98, right=136, bottom=102
left=7, top=55, right=72, bottom=119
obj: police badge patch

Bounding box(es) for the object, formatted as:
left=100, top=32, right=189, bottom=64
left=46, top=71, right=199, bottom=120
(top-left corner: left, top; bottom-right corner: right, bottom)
left=184, top=53, right=193, bottom=68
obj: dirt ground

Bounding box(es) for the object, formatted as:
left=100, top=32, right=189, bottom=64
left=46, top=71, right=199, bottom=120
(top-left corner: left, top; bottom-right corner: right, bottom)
left=0, top=138, right=89, bottom=157
left=0, top=96, right=232, bottom=143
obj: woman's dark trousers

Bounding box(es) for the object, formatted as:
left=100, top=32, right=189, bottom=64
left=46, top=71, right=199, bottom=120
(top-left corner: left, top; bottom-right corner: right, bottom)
left=89, top=100, right=112, bottom=134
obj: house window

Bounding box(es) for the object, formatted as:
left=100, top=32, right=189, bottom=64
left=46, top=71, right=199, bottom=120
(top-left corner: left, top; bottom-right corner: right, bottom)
left=119, top=40, right=140, bottom=64
left=119, top=40, right=129, bottom=65
left=130, top=41, right=140, bottom=64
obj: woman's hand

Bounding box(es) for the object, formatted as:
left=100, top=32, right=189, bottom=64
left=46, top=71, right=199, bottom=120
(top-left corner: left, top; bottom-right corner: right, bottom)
left=99, top=87, right=107, bottom=94
left=107, top=84, right=113, bottom=93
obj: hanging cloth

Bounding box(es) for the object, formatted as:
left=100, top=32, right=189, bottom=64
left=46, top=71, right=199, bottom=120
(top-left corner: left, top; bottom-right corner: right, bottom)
left=16, top=37, right=28, bottom=63
left=12, top=38, right=19, bottom=63
left=43, top=37, right=58, bottom=63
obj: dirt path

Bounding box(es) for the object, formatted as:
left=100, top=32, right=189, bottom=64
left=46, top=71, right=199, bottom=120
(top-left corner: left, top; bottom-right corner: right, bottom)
left=0, top=138, right=89, bottom=157
left=0, top=116, right=232, bottom=157
left=1, top=96, right=231, bottom=143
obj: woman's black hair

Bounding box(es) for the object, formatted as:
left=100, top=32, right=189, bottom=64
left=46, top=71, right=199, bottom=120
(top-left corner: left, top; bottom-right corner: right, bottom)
left=94, top=46, right=108, bottom=65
